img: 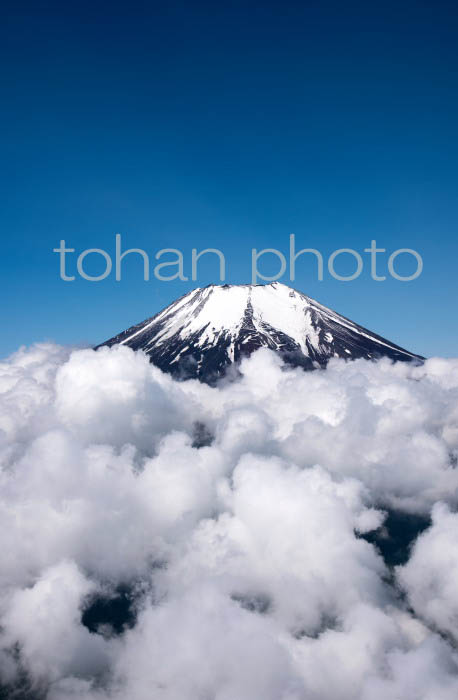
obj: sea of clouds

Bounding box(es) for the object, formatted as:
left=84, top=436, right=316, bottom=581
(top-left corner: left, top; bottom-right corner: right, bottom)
left=1, top=343, right=458, bottom=699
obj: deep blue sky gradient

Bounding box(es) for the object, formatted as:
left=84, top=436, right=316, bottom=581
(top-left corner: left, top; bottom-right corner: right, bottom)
left=1, top=1, right=457, bottom=357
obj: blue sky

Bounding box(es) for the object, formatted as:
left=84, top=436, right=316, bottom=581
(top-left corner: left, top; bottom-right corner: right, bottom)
left=1, top=0, right=457, bottom=358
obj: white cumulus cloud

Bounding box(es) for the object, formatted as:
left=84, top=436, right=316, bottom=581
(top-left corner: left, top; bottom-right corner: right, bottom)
left=0, top=343, right=458, bottom=699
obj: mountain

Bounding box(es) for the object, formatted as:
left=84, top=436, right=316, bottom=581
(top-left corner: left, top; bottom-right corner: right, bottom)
left=97, top=283, right=423, bottom=383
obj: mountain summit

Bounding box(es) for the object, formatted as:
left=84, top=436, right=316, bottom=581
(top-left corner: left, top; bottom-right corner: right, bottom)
left=97, top=283, right=423, bottom=382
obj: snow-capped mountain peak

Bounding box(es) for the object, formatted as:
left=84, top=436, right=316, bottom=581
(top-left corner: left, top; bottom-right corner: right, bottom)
left=97, top=283, right=423, bottom=382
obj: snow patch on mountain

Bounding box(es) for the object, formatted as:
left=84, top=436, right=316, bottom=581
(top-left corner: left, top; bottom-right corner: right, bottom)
left=98, top=283, right=423, bottom=382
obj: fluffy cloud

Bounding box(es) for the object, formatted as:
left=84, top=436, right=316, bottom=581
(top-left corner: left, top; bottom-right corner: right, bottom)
left=397, top=503, right=458, bottom=642
left=2, top=561, right=106, bottom=684
left=1, top=343, right=458, bottom=699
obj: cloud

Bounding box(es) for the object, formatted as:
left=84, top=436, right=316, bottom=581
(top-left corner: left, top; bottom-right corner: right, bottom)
left=397, top=502, right=458, bottom=643
left=2, top=561, right=106, bottom=684
left=0, top=344, right=458, bottom=698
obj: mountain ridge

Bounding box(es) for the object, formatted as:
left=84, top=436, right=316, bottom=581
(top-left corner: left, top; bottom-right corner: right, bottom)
left=96, top=283, right=424, bottom=383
